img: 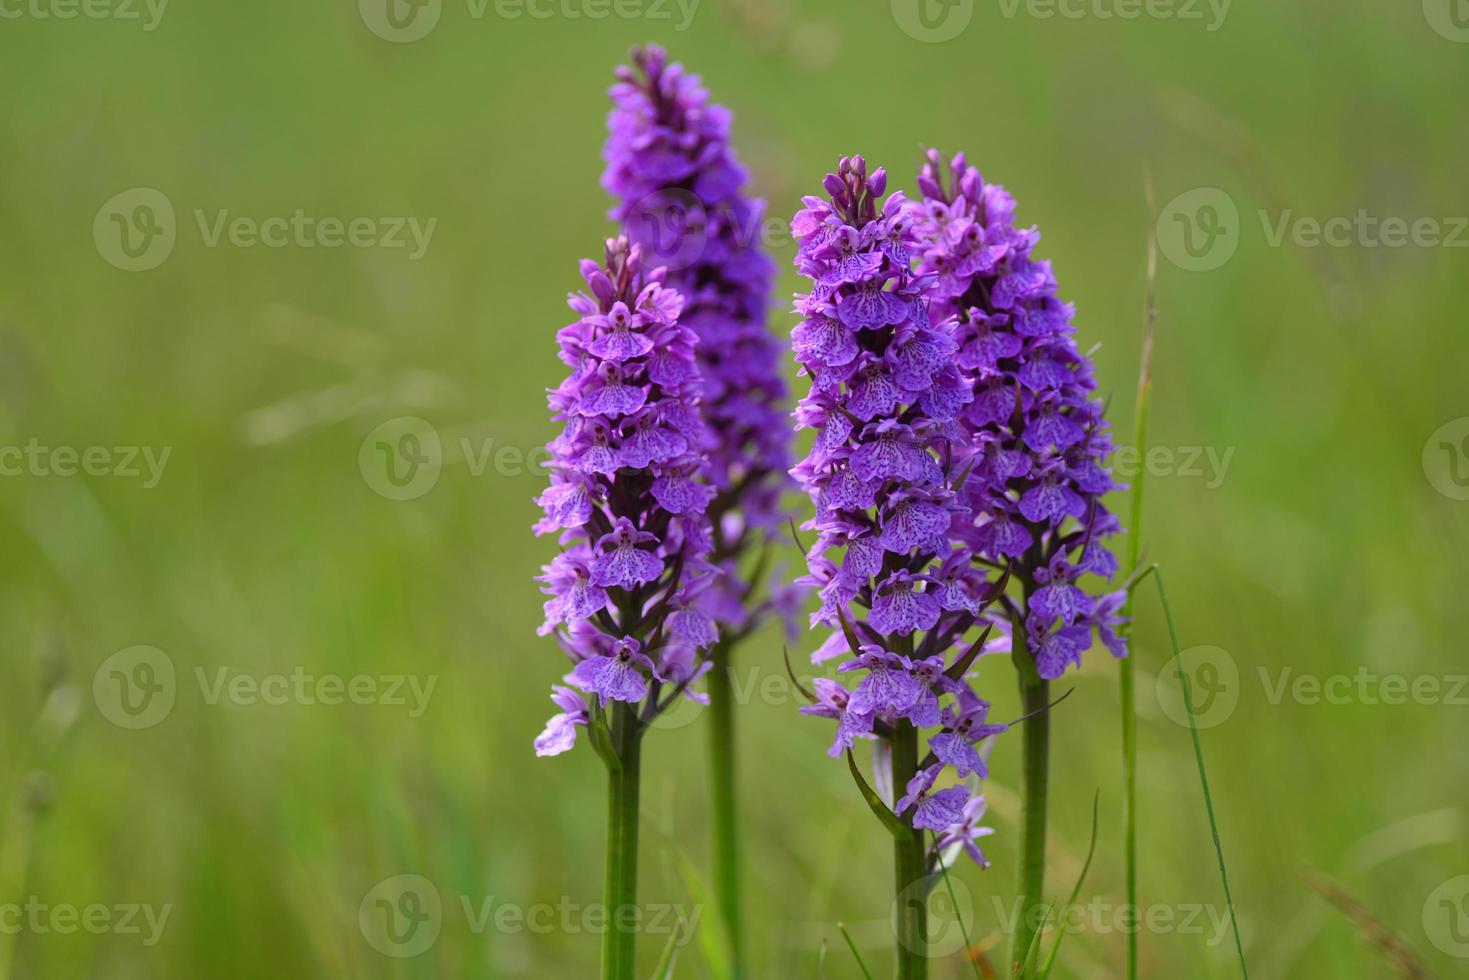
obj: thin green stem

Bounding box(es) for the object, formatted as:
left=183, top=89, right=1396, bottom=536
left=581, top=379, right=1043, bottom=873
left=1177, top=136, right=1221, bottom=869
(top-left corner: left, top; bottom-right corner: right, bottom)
left=1119, top=422, right=1148, bottom=980
left=706, top=643, right=743, bottom=978
left=890, top=721, right=928, bottom=980
left=1152, top=569, right=1249, bottom=979
left=603, top=702, right=643, bottom=980
left=1118, top=652, right=1138, bottom=978
left=938, top=857, right=984, bottom=980
left=839, top=922, right=879, bottom=980
left=1012, top=671, right=1051, bottom=975
left=1119, top=194, right=1157, bottom=980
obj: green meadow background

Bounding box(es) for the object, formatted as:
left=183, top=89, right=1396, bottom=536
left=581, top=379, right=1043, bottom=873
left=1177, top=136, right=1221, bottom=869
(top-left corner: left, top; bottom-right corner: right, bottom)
left=1, top=0, right=1467, bottom=976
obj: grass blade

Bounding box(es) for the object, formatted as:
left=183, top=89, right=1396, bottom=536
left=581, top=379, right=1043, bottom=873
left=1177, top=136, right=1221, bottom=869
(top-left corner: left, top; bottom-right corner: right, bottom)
left=1151, top=566, right=1250, bottom=979
left=1039, top=792, right=1101, bottom=978
left=837, top=923, right=877, bottom=980
left=671, top=847, right=732, bottom=978
left=648, top=912, right=689, bottom=980
left=1119, top=172, right=1158, bottom=980
left=1019, top=899, right=1055, bottom=977
left=937, top=855, right=984, bottom=980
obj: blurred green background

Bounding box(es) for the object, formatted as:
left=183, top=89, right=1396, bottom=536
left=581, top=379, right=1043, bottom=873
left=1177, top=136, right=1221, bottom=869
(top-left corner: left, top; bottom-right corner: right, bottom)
left=1, top=0, right=1467, bottom=976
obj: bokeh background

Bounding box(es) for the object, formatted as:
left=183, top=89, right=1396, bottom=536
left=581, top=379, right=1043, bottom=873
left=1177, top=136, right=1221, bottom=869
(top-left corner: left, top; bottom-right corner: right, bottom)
left=1, top=0, right=1467, bottom=976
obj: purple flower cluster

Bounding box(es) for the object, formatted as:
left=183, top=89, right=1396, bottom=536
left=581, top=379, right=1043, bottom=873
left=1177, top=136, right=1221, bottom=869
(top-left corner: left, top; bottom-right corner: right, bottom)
left=789, top=156, right=1003, bottom=861
left=603, top=45, right=792, bottom=631
left=913, top=149, right=1126, bottom=679
left=533, top=237, right=720, bottom=757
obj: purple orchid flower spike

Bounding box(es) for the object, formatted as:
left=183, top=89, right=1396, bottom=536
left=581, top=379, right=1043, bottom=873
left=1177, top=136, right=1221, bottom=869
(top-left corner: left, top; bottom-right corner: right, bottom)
left=914, top=148, right=1127, bottom=969
left=913, top=148, right=1127, bottom=677
left=604, top=45, right=793, bottom=622
left=602, top=47, right=798, bottom=972
left=535, top=237, right=718, bottom=747
left=533, top=235, right=720, bottom=980
left=788, top=155, right=1009, bottom=978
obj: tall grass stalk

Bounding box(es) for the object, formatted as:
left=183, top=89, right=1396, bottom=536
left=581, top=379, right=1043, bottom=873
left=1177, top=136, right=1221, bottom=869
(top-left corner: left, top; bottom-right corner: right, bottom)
left=1142, top=564, right=1250, bottom=979
left=839, top=923, right=878, bottom=980
left=1119, top=187, right=1158, bottom=980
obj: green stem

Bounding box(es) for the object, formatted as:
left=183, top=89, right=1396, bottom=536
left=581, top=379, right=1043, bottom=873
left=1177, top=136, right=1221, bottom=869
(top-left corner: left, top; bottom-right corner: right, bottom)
left=706, top=643, right=743, bottom=978
left=603, top=702, right=643, bottom=980
left=1118, top=651, right=1138, bottom=978
left=1151, top=568, right=1249, bottom=979
left=1012, top=671, right=1051, bottom=974
left=891, top=721, right=928, bottom=980
left=1121, top=214, right=1156, bottom=980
